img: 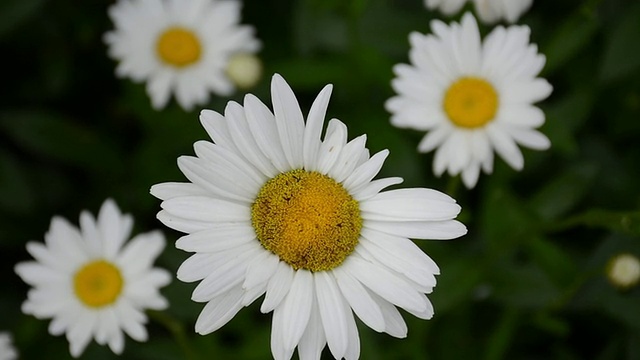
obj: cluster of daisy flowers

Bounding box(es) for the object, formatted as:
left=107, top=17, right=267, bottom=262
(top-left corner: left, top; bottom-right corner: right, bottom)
left=11, top=0, right=564, bottom=359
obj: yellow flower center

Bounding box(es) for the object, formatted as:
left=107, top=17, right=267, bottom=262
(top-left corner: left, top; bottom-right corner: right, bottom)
left=443, top=77, right=499, bottom=128
left=251, top=169, right=362, bottom=272
left=74, top=260, right=123, bottom=308
left=156, top=27, right=201, bottom=67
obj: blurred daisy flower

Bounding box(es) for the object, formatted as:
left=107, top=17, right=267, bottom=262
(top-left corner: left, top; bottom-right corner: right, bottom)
left=104, top=0, right=261, bottom=111
left=425, top=0, right=533, bottom=24
left=424, top=0, right=467, bottom=17
left=473, top=0, right=533, bottom=24
left=14, top=199, right=171, bottom=357
left=607, top=253, right=640, bottom=290
left=151, top=74, right=467, bottom=360
left=386, top=13, right=552, bottom=188
left=0, top=332, right=18, bottom=360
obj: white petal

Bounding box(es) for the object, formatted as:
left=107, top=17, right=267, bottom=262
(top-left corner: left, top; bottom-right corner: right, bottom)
left=150, top=182, right=208, bottom=201
left=342, top=256, right=427, bottom=314
left=195, top=285, right=244, bottom=334
left=315, top=272, right=349, bottom=360
left=333, top=267, right=385, bottom=332
left=161, top=195, right=249, bottom=223
left=360, top=188, right=461, bottom=222
left=280, top=270, right=314, bottom=350
left=297, top=296, right=326, bottom=360
left=342, top=150, right=389, bottom=193
left=486, top=124, right=525, bottom=170
left=244, top=94, right=290, bottom=173
left=175, top=224, right=256, bottom=252
left=352, top=177, right=404, bottom=201
left=191, top=245, right=259, bottom=302
left=369, top=291, right=407, bottom=338
left=316, top=119, right=347, bottom=174
left=304, top=84, right=333, bottom=170
left=261, top=261, right=295, bottom=313
left=271, top=74, right=305, bottom=169
left=365, top=219, right=467, bottom=240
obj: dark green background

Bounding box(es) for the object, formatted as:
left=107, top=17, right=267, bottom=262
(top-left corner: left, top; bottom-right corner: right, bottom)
left=1, top=0, right=640, bottom=359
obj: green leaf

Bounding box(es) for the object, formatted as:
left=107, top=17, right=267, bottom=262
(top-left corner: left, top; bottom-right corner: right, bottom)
left=600, top=3, right=640, bottom=83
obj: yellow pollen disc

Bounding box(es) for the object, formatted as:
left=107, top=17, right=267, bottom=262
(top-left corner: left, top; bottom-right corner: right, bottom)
left=156, top=27, right=201, bottom=67
left=74, top=260, right=123, bottom=308
left=251, top=169, right=362, bottom=272
left=443, top=77, right=499, bottom=128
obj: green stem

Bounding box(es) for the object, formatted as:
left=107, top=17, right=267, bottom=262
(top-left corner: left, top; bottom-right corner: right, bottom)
left=148, top=310, right=198, bottom=360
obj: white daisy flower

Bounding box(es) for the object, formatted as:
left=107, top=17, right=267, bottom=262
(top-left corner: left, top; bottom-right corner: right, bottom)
left=386, top=12, right=552, bottom=188
left=424, top=0, right=468, bottom=16
left=151, top=73, right=467, bottom=360
left=473, top=0, right=533, bottom=24
left=0, top=332, right=18, bottom=360
left=14, top=199, right=171, bottom=358
left=104, top=0, right=261, bottom=111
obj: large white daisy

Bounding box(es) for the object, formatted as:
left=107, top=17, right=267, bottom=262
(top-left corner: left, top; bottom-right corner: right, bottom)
left=0, top=332, right=18, bottom=360
left=386, top=12, right=552, bottom=188
left=151, top=74, right=467, bottom=360
left=14, top=199, right=171, bottom=357
left=473, top=0, right=533, bottom=24
left=104, top=0, right=261, bottom=111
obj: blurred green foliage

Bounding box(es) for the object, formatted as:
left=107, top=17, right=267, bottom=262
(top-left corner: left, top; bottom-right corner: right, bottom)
left=1, top=0, right=639, bottom=359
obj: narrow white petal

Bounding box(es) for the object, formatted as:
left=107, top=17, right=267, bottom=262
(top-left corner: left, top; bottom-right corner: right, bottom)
left=271, top=74, right=305, bottom=168
left=297, top=296, right=326, bottom=360
left=191, top=245, right=259, bottom=302
left=365, top=219, right=467, bottom=240
left=304, top=84, right=333, bottom=170
left=243, top=251, right=280, bottom=291
left=329, top=135, right=367, bottom=183
left=316, top=119, right=347, bottom=174
left=333, top=267, right=385, bottom=332
left=195, top=285, right=244, bottom=334
left=244, top=93, right=290, bottom=173
left=261, top=261, right=295, bottom=313
left=369, top=291, right=407, bottom=338
left=161, top=196, right=249, bottom=223
left=224, top=101, right=280, bottom=178
left=175, top=224, right=256, bottom=252
left=150, top=182, right=208, bottom=201
left=352, top=177, right=404, bottom=202
left=280, top=270, right=314, bottom=350
left=98, top=199, right=131, bottom=259
left=342, top=256, right=427, bottom=313
left=361, top=228, right=438, bottom=276
left=270, top=306, right=296, bottom=360
left=200, top=109, right=238, bottom=152
left=342, top=150, right=389, bottom=193
left=486, top=124, right=525, bottom=170
left=360, top=188, right=461, bottom=222
left=315, top=272, right=349, bottom=359
left=156, top=210, right=211, bottom=234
